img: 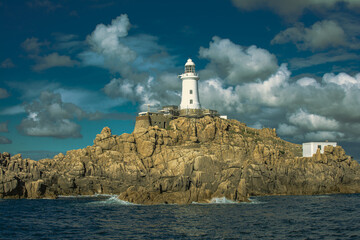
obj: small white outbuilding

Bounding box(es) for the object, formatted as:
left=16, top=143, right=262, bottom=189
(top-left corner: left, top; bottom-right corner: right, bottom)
left=302, top=142, right=337, bottom=157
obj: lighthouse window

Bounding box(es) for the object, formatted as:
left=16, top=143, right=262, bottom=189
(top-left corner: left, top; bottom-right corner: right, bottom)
left=190, top=99, right=193, bottom=104
left=190, top=90, right=193, bottom=94
left=185, top=66, right=195, bottom=73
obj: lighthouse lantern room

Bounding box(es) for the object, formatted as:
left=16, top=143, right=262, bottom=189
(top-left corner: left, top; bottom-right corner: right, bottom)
left=179, top=58, right=201, bottom=110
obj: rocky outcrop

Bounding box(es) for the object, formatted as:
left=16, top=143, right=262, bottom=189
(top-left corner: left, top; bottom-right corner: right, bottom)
left=1, top=116, right=360, bottom=204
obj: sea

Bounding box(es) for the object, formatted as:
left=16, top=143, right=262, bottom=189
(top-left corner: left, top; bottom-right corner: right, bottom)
left=1, top=194, right=360, bottom=239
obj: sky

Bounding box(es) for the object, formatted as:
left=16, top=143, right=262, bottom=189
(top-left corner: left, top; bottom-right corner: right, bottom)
left=1, top=0, right=360, bottom=160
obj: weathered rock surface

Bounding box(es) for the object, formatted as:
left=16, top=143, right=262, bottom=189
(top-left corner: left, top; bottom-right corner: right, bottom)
left=1, top=117, right=360, bottom=204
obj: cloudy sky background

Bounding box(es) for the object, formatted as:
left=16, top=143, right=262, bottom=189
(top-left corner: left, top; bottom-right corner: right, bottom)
left=1, top=0, right=360, bottom=160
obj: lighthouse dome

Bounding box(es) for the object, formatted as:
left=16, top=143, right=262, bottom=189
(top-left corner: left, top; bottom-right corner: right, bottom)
left=185, top=58, right=195, bottom=66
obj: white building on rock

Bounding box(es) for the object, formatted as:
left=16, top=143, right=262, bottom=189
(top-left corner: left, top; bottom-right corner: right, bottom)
left=179, top=58, right=201, bottom=110
left=302, top=142, right=337, bottom=157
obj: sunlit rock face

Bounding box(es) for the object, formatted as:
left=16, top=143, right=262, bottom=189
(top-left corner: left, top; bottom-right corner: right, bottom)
left=1, top=116, right=360, bottom=204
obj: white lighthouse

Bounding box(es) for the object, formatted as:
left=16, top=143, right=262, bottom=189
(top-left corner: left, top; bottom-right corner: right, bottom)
left=179, top=58, right=201, bottom=110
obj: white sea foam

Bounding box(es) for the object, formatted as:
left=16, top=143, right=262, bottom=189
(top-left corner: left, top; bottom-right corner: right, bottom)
left=243, top=197, right=265, bottom=204
left=92, top=195, right=137, bottom=205
left=210, top=197, right=237, bottom=204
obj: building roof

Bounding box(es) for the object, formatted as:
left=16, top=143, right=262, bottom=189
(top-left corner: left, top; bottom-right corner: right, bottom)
left=185, top=58, right=195, bottom=66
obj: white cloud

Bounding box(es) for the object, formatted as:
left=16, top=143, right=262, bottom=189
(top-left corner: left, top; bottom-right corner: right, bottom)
left=239, top=64, right=290, bottom=107
left=199, top=36, right=278, bottom=84
left=194, top=55, right=360, bottom=143
left=82, top=15, right=181, bottom=112
left=272, top=20, right=347, bottom=51
left=18, top=91, right=100, bottom=138
left=33, top=52, right=78, bottom=71
left=296, top=77, right=319, bottom=87
left=80, top=16, right=360, bottom=145
left=277, top=123, right=299, bottom=136
left=199, top=78, right=240, bottom=113
left=323, top=72, right=360, bottom=86
left=85, top=14, right=136, bottom=72
left=305, top=131, right=345, bottom=141
left=83, top=15, right=175, bottom=75
left=103, top=77, right=162, bottom=111
left=288, top=109, right=340, bottom=131
left=231, top=0, right=360, bottom=20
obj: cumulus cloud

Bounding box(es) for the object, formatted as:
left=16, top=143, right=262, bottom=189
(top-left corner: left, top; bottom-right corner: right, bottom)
left=103, top=77, right=167, bottom=111
left=82, top=14, right=175, bottom=76
left=83, top=15, right=181, bottom=111
left=199, top=37, right=278, bottom=84
left=18, top=91, right=100, bottom=138
left=305, top=131, right=345, bottom=141
left=231, top=0, right=360, bottom=20
left=296, top=77, right=319, bottom=87
left=277, top=123, right=299, bottom=136
left=272, top=20, right=347, bottom=51
left=0, top=88, right=9, bottom=99
left=288, top=109, right=340, bottom=131
left=33, top=52, right=78, bottom=71
left=81, top=15, right=360, bottom=145
left=1, top=58, right=15, bottom=68
left=198, top=64, right=291, bottom=117
left=102, top=73, right=182, bottom=111
left=91, top=21, right=360, bottom=144
left=84, top=14, right=136, bottom=72
left=0, top=136, right=12, bottom=144
left=195, top=57, right=360, bottom=143
left=323, top=72, right=360, bottom=86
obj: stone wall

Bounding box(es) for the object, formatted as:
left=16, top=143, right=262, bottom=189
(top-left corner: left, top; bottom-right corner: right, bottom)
left=149, top=115, right=172, bottom=129
left=134, top=116, right=151, bottom=132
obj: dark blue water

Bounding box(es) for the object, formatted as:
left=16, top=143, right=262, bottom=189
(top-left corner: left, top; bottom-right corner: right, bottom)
left=1, top=194, right=360, bottom=239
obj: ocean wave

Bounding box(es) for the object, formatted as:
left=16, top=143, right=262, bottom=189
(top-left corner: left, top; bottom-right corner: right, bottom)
left=89, top=195, right=137, bottom=205
left=192, top=197, right=238, bottom=204
left=210, top=197, right=237, bottom=204
left=243, top=197, right=265, bottom=204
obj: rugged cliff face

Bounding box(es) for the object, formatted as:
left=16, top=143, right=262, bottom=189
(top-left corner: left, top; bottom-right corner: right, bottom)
left=1, top=116, right=360, bottom=204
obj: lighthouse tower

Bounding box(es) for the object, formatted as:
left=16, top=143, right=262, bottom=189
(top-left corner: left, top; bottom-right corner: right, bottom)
left=179, top=58, right=201, bottom=110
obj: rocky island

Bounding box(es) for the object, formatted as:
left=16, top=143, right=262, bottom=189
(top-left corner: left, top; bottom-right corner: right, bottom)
left=1, top=116, right=360, bottom=204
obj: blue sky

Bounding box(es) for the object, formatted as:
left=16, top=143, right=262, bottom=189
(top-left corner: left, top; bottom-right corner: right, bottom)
left=1, top=0, right=360, bottom=160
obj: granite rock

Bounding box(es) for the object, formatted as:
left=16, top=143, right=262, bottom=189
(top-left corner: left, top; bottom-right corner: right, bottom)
left=1, top=116, right=360, bottom=204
